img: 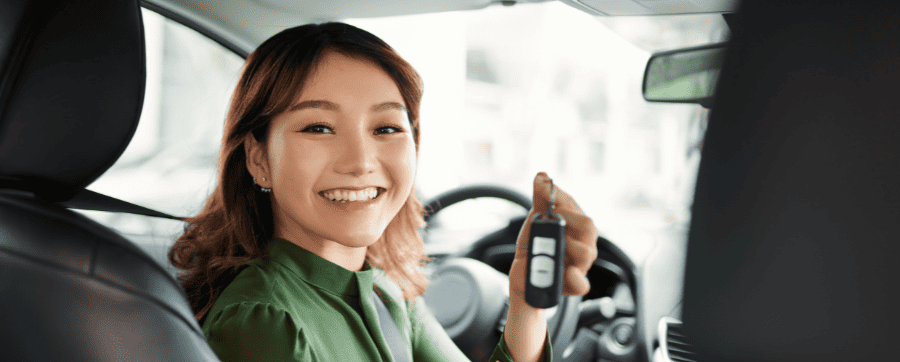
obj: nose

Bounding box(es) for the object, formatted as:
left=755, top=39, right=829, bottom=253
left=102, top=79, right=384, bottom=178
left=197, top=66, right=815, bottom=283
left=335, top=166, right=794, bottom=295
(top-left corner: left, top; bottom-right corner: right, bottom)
left=333, top=129, right=377, bottom=176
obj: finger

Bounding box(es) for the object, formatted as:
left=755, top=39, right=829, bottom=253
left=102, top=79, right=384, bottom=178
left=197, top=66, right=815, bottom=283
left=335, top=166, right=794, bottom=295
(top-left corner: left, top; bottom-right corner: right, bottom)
left=546, top=182, right=596, bottom=264
left=555, top=210, right=598, bottom=248
left=564, top=233, right=597, bottom=274
left=515, top=172, right=553, bottom=258
left=550, top=205, right=598, bottom=274
left=562, top=266, right=591, bottom=296
left=544, top=180, right=586, bottom=215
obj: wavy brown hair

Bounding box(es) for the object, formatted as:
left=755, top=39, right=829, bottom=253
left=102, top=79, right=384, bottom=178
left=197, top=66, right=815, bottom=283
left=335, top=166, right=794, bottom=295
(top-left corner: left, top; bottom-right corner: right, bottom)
left=168, top=22, right=428, bottom=322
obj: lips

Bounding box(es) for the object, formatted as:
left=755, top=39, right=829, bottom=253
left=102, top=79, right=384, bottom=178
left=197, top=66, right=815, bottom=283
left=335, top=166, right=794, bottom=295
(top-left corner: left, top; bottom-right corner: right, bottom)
left=320, top=187, right=385, bottom=202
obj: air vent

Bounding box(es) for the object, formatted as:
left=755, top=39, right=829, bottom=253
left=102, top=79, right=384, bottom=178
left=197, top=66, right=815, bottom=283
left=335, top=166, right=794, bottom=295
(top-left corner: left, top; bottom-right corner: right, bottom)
left=659, top=317, right=697, bottom=362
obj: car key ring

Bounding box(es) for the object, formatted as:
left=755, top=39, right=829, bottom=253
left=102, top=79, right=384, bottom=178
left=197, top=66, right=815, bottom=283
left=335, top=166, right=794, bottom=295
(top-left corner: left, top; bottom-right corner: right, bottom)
left=525, top=178, right=567, bottom=308
left=548, top=179, right=556, bottom=214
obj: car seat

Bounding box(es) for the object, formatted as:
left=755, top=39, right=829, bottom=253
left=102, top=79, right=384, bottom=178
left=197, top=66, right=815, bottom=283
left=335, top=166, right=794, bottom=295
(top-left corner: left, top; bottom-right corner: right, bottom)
left=0, top=0, right=219, bottom=360
left=682, top=1, right=900, bottom=361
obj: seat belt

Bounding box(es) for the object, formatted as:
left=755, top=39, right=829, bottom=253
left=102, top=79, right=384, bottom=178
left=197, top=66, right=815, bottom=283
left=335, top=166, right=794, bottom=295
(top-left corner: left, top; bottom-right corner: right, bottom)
left=64, top=188, right=411, bottom=362
left=60, top=188, right=185, bottom=220
left=373, top=292, right=411, bottom=362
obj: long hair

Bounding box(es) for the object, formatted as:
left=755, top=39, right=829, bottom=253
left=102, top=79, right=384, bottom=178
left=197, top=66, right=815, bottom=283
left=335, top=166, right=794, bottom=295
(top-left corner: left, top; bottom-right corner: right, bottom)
left=168, top=22, right=428, bottom=322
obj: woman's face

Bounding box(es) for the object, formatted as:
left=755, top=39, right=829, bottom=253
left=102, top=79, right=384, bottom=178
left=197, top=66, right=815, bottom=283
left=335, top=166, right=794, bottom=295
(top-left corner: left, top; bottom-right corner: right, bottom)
left=250, top=51, right=416, bottom=251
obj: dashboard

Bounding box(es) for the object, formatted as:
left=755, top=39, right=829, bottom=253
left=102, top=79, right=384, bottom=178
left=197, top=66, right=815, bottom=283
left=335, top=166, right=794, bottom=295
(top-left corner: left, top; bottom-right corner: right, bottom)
left=425, top=213, right=689, bottom=362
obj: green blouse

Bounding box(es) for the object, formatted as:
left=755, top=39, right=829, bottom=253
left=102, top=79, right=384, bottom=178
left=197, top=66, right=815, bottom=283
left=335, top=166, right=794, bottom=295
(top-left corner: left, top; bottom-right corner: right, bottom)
left=202, top=238, right=552, bottom=361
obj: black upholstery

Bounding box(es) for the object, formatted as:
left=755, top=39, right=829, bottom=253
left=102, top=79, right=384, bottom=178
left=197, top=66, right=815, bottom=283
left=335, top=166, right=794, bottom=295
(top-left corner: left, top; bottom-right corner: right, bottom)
left=0, top=0, right=219, bottom=360
left=683, top=1, right=900, bottom=361
left=0, top=0, right=142, bottom=202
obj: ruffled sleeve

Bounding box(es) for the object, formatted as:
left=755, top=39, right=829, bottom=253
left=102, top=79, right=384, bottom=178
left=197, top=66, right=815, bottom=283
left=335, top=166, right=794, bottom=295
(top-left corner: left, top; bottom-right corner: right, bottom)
left=204, top=302, right=315, bottom=362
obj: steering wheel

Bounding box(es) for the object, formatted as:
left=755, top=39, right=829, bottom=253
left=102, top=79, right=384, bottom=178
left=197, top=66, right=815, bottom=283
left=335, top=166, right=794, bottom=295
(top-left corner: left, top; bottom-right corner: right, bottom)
left=421, top=185, right=581, bottom=362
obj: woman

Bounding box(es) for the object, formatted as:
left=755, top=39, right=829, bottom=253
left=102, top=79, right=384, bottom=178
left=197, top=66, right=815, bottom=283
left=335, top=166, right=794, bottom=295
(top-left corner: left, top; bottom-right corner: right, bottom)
left=169, top=22, right=598, bottom=362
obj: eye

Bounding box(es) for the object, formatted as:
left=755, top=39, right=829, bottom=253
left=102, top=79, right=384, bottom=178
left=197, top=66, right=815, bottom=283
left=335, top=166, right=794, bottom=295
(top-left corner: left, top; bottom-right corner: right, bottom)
left=375, top=126, right=404, bottom=135
left=301, top=124, right=333, bottom=134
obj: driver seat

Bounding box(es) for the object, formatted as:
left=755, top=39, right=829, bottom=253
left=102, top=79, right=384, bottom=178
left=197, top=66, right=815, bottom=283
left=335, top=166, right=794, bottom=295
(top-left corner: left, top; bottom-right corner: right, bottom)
left=682, top=1, right=900, bottom=361
left=0, top=0, right=218, bottom=360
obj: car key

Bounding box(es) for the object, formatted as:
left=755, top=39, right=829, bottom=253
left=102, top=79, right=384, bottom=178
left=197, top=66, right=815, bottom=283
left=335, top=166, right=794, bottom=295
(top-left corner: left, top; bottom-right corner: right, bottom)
left=525, top=180, right=566, bottom=309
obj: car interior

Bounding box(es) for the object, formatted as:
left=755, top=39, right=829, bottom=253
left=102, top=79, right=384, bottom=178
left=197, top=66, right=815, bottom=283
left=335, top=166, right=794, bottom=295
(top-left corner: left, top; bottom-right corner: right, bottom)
left=0, top=0, right=897, bottom=361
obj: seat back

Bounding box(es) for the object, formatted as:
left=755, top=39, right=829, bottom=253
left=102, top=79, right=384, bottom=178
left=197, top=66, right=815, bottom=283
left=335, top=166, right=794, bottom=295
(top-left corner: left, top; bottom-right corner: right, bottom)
left=0, top=0, right=218, bottom=360
left=682, top=1, right=900, bottom=361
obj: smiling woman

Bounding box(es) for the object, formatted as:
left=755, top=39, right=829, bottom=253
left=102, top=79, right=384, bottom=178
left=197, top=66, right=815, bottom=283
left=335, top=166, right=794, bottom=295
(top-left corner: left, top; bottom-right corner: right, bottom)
left=245, top=50, right=420, bottom=271
left=168, top=21, right=428, bottom=321
left=164, top=22, right=587, bottom=362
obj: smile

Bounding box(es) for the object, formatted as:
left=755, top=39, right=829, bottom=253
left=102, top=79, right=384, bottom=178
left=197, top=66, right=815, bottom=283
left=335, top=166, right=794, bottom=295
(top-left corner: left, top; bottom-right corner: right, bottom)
left=320, top=187, right=385, bottom=202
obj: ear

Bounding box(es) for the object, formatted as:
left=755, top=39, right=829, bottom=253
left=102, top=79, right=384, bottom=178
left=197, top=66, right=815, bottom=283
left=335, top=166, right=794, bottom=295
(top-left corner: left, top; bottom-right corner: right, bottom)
left=244, top=135, right=272, bottom=188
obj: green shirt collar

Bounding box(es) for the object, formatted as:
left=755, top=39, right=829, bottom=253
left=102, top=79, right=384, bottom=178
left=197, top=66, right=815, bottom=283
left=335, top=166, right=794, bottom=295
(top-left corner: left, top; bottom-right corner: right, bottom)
left=267, top=238, right=374, bottom=297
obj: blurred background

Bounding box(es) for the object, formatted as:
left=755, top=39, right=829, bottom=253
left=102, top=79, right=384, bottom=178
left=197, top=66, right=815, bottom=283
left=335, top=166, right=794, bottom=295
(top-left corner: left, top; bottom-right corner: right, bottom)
left=81, top=2, right=726, bottom=261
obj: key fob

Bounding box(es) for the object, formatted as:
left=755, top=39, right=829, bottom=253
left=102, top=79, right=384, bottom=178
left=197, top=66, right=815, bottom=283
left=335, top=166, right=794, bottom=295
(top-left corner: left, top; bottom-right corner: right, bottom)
left=525, top=211, right=566, bottom=308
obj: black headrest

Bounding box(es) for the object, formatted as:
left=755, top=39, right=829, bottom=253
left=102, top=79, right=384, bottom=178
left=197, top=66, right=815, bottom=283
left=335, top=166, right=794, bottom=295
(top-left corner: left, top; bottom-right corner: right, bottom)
left=0, top=0, right=144, bottom=202
left=683, top=1, right=900, bottom=361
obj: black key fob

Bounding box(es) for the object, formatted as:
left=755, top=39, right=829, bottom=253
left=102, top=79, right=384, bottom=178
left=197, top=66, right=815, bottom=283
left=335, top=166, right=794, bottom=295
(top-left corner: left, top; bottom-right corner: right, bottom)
left=525, top=210, right=566, bottom=308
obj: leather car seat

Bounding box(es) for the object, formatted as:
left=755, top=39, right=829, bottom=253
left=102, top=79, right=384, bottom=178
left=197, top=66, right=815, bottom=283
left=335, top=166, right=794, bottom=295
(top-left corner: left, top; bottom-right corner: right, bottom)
left=682, top=1, right=900, bottom=361
left=0, top=0, right=219, bottom=360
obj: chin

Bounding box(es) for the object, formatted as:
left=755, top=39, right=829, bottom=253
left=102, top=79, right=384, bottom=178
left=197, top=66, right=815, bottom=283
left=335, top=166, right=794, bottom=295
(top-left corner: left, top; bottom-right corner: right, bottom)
left=330, top=231, right=383, bottom=249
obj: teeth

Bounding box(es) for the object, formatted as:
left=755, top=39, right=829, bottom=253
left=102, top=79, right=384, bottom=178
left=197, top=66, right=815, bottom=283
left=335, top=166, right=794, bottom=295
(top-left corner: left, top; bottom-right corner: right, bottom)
left=322, top=187, right=380, bottom=202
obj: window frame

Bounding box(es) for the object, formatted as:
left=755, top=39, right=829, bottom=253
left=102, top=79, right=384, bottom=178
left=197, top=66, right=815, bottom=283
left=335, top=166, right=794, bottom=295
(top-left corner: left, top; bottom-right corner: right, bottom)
left=140, top=1, right=251, bottom=59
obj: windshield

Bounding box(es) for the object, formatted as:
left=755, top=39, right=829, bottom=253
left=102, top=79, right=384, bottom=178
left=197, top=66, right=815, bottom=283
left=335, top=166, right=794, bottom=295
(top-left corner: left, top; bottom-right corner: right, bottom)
left=84, top=2, right=721, bottom=253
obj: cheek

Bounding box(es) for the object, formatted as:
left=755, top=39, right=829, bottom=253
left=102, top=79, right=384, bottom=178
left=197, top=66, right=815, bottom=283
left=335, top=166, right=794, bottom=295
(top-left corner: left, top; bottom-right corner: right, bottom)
left=386, top=137, right=417, bottom=185
left=270, top=139, right=330, bottom=185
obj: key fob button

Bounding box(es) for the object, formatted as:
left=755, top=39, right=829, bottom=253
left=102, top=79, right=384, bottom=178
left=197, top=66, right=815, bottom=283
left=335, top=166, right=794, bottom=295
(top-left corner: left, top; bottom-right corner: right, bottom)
left=530, top=255, right=555, bottom=288
left=532, top=236, right=556, bottom=256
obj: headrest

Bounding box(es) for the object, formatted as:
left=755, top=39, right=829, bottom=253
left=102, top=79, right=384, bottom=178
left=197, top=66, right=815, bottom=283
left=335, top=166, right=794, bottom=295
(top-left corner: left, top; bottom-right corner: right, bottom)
left=0, top=0, right=144, bottom=202
left=683, top=1, right=900, bottom=361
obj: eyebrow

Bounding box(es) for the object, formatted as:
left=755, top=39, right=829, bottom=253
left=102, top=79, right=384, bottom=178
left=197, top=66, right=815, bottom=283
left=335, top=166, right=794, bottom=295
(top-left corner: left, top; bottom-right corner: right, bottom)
left=289, top=100, right=407, bottom=113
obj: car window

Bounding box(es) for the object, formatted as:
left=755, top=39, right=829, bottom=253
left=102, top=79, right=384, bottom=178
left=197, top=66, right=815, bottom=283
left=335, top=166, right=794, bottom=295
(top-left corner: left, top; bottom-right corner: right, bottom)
left=79, top=9, right=244, bottom=252
left=347, top=3, right=719, bottom=252
left=80, top=3, right=719, bottom=257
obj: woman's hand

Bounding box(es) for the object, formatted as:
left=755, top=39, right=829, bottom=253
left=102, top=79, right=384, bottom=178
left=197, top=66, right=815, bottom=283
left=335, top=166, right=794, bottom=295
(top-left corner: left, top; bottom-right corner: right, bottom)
left=504, top=171, right=599, bottom=362
left=510, top=171, right=598, bottom=301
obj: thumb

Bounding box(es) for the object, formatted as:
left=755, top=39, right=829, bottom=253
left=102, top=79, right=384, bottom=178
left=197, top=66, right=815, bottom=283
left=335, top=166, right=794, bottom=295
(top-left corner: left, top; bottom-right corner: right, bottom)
left=515, top=172, right=554, bottom=260
left=532, top=171, right=553, bottom=215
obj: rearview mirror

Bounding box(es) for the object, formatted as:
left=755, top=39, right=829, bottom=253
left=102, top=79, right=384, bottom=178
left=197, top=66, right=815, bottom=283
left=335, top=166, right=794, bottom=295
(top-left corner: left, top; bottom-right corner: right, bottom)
left=642, top=43, right=727, bottom=106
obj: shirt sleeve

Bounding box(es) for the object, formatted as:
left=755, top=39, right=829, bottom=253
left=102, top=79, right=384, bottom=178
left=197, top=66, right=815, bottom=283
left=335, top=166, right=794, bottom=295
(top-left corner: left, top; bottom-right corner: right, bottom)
left=204, top=302, right=315, bottom=362
left=407, top=297, right=553, bottom=362
left=488, top=333, right=552, bottom=362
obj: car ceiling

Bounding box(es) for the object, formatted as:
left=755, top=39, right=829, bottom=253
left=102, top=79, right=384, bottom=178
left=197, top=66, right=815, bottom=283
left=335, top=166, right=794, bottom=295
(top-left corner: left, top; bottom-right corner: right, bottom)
left=143, top=0, right=737, bottom=53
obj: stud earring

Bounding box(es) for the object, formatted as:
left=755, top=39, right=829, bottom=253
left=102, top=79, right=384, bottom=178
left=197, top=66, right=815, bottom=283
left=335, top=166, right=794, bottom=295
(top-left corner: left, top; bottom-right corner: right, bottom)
left=252, top=176, right=272, bottom=193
